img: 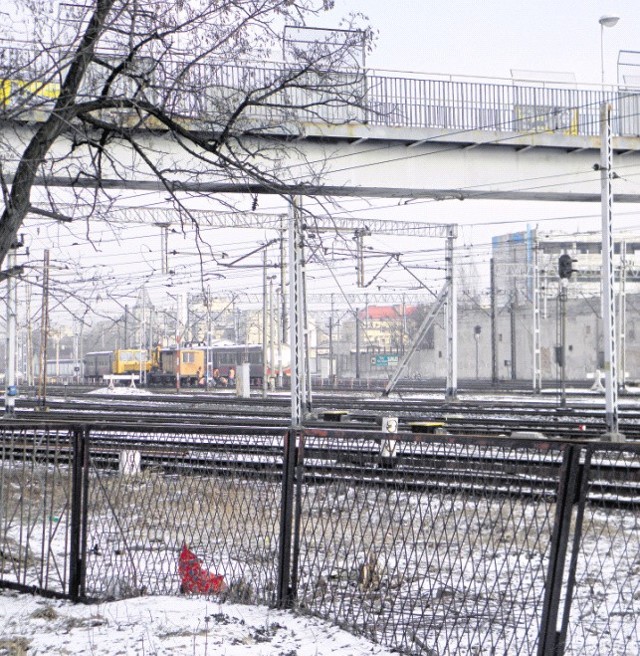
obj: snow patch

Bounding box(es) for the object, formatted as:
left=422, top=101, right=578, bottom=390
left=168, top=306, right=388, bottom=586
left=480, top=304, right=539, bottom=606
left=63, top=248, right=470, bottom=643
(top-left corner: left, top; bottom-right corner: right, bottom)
left=0, top=590, right=395, bottom=656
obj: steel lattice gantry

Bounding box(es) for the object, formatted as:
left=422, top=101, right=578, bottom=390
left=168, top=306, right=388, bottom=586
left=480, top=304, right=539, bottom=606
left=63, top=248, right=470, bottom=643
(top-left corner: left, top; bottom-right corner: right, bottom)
left=30, top=203, right=460, bottom=405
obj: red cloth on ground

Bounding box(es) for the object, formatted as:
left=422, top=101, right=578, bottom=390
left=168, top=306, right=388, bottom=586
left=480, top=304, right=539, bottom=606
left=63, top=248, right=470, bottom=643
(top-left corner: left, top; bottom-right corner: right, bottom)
left=178, top=544, right=225, bottom=594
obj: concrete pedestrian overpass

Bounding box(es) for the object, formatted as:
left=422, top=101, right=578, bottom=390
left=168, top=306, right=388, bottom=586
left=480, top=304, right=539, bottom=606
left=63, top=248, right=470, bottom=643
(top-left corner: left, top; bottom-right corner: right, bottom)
left=2, top=46, right=640, bottom=202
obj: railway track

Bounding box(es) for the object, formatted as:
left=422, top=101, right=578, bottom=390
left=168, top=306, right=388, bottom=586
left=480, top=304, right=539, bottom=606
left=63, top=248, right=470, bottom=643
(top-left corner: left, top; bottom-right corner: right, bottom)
left=3, top=423, right=640, bottom=511
left=10, top=386, right=640, bottom=440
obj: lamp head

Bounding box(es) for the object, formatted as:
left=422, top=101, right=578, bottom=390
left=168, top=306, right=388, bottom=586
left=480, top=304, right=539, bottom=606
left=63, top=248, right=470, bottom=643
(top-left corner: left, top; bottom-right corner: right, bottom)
left=599, top=15, right=620, bottom=28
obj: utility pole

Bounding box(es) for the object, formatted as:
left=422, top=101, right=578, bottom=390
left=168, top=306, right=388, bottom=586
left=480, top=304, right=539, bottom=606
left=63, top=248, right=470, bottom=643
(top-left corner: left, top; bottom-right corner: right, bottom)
left=262, top=248, right=268, bottom=398
left=280, top=218, right=288, bottom=347
left=354, top=228, right=370, bottom=287
left=124, top=304, right=129, bottom=349
left=175, top=294, right=182, bottom=393
left=76, top=320, right=84, bottom=385
left=364, top=293, right=369, bottom=341
left=206, top=287, right=212, bottom=385
left=140, top=288, right=146, bottom=385
left=269, top=274, right=275, bottom=391
left=38, top=250, right=50, bottom=408
left=302, top=251, right=313, bottom=408
left=288, top=197, right=310, bottom=427
left=355, top=307, right=361, bottom=380
left=25, top=282, right=33, bottom=386
left=445, top=226, right=457, bottom=400
left=532, top=229, right=542, bottom=393
left=618, top=240, right=627, bottom=391
left=401, top=294, right=406, bottom=356
left=5, top=239, right=21, bottom=414
left=510, top=293, right=517, bottom=380
left=599, top=103, right=622, bottom=439
left=490, top=258, right=498, bottom=384
left=157, top=223, right=170, bottom=275
left=329, top=294, right=335, bottom=384
left=276, top=285, right=283, bottom=389
left=559, top=277, right=568, bottom=407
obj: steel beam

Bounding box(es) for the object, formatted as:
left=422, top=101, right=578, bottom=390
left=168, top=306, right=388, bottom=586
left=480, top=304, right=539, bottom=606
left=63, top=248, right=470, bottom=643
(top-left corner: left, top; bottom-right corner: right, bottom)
left=382, top=284, right=448, bottom=397
left=30, top=204, right=457, bottom=238
left=20, top=175, right=640, bottom=203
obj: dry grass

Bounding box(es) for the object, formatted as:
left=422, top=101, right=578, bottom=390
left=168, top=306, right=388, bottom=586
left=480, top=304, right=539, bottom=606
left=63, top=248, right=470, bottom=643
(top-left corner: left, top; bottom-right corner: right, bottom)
left=0, top=637, right=31, bottom=656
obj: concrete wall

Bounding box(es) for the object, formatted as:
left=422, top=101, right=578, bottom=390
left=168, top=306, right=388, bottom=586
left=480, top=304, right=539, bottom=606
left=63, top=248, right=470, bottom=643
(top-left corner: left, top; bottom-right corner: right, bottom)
left=406, top=296, right=638, bottom=382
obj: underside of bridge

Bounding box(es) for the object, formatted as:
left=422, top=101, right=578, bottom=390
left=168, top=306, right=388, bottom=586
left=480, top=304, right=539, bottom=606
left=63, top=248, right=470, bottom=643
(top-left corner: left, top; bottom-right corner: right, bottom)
left=4, top=120, right=640, bottom=203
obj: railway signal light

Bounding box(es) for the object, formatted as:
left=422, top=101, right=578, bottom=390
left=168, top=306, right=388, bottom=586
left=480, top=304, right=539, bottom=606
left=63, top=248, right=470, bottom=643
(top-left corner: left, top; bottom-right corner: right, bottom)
left=558, top=254, right=576, bottom=279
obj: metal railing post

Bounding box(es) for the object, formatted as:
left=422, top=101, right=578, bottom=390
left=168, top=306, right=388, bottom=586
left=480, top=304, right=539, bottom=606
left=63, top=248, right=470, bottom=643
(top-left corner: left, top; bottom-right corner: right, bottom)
left=538, top=445, right=584, bottom=656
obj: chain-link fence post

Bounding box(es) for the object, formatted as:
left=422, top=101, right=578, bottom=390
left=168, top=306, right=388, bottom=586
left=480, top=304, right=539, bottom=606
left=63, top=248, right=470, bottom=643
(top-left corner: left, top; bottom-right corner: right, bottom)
left=556, top=448, right=590, bottom=654
left=289, top=430, right=306, bottom=605
left=538, top=445, right=585, bottom=656
left=277, top=428, right=298, bottom=607
left=69, top=425, right=90, bottom=601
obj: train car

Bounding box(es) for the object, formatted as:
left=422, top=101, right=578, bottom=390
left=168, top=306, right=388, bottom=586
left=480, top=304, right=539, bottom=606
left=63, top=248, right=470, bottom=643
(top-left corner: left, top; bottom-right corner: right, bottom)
left=87, top=343, right=290, bottom=388
left=84, top=351, right=113, bottom=383
left=206, top=343, right=291, bottom=387
left=112, top=349, right=151, bottom=375
left=148, top=346, right=206, bottom=386
left=207, top=344, right=263, bottom=387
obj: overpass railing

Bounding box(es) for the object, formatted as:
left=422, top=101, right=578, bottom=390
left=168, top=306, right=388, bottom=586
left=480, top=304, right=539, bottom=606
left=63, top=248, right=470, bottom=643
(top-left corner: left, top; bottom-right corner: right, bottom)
left=0, top=42, right=638, bottom=138
left=364, top=72, right=636, bottom=137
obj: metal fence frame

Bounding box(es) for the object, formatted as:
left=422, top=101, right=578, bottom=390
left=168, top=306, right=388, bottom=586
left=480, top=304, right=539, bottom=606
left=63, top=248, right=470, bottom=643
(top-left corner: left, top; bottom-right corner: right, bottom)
left=2, top=421, right=640, bottom=655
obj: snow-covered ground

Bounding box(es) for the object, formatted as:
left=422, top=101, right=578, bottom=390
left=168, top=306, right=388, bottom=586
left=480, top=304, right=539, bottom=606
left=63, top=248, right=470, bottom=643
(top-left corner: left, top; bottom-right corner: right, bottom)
left=87, top=386, right=153, bottom=396
left=0, top=589, right=395, bottom=656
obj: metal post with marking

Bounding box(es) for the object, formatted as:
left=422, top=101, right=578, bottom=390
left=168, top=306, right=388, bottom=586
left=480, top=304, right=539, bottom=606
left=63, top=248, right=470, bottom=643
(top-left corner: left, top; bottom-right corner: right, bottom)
left=600, top=103, right=622, bottom=440
left=445, top=225, right=457, bottom=401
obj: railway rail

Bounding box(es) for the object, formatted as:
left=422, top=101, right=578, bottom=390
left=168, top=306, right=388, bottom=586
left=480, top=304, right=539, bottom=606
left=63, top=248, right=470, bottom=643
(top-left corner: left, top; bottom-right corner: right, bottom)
left=10, top=385, right=640, bottom=440
left=24, top=377, right=605, bottom=398
left=3, top=384, right=639, bottom=513
left=3, top=422, right=639, bottom=512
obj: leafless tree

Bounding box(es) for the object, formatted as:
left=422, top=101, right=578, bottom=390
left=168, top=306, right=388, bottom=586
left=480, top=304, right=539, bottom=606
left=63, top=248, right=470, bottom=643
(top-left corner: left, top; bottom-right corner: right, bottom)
left=0, top=0, right=371, bottom=266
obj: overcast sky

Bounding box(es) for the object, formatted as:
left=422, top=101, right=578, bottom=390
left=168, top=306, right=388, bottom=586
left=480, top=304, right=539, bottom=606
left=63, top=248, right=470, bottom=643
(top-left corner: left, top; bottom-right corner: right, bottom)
left=322, top=0, right=638, bottom=86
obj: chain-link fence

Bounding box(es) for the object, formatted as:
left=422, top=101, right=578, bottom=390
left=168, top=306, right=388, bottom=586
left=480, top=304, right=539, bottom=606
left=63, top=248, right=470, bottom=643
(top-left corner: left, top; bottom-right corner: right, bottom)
left=0, top=423, right=287, bottom=605
left=0, top=424, right=77, bottom=597
left=290, top=429, right=559, bottom=655
left=2, top=421, right=640, bottom=655
left=287, top=428, right=640, bottom=656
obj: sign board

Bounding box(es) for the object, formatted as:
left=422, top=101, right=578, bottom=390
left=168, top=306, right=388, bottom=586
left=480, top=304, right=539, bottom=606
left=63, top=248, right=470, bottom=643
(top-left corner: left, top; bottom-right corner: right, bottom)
left=370, top=354, right=399, bottom=367
left=513, top=105, right=579, bottom=136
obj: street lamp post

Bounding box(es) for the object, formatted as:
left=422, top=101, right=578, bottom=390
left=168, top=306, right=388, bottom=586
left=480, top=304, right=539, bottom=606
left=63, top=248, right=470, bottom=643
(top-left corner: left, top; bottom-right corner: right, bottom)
left=599, top=15, right=620, bottom=88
